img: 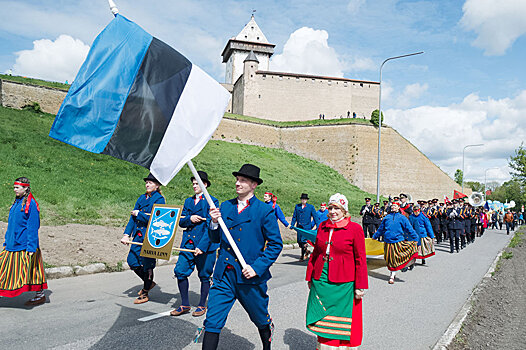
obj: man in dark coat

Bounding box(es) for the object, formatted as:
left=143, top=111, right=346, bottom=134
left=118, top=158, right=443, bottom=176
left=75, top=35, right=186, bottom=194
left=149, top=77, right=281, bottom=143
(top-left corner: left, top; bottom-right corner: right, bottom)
left=360, top=197, right=375, bottom=238
left=290, top=193, right=320, bottom=260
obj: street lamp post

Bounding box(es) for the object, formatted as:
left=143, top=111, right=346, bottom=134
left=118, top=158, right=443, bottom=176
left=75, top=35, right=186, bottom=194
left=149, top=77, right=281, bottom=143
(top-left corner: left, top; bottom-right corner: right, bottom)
left=484, top=167, right=499, bottom=201
left=376, top=51, right=424, bottom=203
left=461, top=144, right=484, bottom=193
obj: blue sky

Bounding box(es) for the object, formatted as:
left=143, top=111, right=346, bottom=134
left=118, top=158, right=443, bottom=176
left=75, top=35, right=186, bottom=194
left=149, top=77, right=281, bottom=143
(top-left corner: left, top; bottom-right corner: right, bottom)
left=1, top=0, right=525, bottom=187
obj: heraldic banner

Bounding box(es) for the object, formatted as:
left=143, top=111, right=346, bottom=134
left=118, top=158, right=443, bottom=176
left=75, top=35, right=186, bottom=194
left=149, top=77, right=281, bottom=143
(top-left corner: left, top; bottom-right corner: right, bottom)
left=141, top=204, right=182, bottom=260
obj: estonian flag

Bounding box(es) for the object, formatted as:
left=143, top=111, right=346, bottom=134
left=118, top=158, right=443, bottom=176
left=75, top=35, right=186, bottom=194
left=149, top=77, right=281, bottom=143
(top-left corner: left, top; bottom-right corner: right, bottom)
left=49, top=15, right=230, bottom=185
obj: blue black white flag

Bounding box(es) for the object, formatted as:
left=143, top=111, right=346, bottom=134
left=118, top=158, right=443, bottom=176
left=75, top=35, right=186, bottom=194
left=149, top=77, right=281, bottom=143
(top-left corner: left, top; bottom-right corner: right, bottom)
left=49, top=15, right=230, bottom=185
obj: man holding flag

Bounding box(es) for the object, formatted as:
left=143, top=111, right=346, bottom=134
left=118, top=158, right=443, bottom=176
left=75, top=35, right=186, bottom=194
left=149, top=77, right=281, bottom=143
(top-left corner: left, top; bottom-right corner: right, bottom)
left=202, top=164, right=283, bottom=350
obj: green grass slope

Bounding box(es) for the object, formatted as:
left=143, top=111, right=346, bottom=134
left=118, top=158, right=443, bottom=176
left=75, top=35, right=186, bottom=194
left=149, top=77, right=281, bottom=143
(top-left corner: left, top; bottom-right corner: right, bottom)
left=0, top=106, right=376, bottom=226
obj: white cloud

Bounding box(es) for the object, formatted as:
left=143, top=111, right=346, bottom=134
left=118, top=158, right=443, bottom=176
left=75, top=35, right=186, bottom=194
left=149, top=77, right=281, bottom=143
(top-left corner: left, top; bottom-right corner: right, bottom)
left=270, top=27, right=344, bottom=77
left=383, top=82, right=428, bottom=109
left=343, top=56, right=376, bottom=72
left=347, top=0, right=366, bottom=13
left=460, top=0, right=526, bottom=55
left=12, top=35, right=89, bottom=83
left=385, top=91, right=526, bottom=183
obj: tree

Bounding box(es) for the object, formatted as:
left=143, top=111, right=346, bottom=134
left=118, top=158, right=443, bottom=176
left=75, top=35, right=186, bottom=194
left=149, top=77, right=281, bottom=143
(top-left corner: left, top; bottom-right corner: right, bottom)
left=509, top=143, right=526, bottom=184
left=454, top=169, right=463, bottom=186
left=465, top=181, right=484, bottom=193
left=487, top=179, right=526, bottom=209
left=371, top=109, right=384, bottom=127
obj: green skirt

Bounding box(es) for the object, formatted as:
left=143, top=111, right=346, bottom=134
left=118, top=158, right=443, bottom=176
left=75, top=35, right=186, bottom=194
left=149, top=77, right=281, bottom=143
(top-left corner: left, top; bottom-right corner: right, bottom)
left=306, top=262, right=355, bottom=341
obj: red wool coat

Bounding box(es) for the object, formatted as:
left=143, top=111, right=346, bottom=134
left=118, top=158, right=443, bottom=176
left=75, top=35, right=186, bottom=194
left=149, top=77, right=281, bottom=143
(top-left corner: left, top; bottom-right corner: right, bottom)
left=306, top=218, right=368, bottom=289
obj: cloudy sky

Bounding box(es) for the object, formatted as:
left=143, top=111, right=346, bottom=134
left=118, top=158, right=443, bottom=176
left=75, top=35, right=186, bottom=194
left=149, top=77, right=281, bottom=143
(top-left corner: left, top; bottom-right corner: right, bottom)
left=1, top=0, right=525, bottom=186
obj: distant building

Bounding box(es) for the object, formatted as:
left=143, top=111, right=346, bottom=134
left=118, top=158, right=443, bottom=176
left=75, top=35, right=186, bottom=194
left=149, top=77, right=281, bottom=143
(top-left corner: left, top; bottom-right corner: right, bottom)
left=222, top=16, right=379, bottom=122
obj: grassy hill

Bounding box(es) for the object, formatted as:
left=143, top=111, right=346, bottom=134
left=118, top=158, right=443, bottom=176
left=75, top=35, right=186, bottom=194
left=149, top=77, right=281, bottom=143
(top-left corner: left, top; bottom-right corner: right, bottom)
left=0, top=106, right=377, bottom=226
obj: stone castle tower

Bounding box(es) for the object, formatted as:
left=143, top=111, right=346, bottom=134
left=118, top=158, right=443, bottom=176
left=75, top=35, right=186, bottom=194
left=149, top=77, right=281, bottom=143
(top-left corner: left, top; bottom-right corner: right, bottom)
left=221, top=15, right=275, bottom=85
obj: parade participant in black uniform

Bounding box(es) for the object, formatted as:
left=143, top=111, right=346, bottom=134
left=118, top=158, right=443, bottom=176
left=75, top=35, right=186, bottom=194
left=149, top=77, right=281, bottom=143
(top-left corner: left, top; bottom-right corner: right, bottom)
left=464, top=203, right=474, bottom=244
left=382, top=200, right=389, bottom=217
left=438, top=202, right=447, bottom=242
left=202, top=164, right=282, bottom=350
left=458, top=198, right=468, bottom=249
left=372, top=203, right=383, bottom=231
left=446, top=200, right=462, bottom=253
left=399, top=194, right=412, bottom=217
left=359, top=198, right=375, bottom=238
left=428, top=199, right=440, bottom=243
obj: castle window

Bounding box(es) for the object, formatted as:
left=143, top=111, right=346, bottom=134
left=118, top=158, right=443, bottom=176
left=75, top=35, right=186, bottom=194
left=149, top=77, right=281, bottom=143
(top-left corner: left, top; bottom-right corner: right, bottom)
left=258, top=95, right=261, bottom=99
left=360, top=83, right=364, bottom=87
left=250, top=74, right=253, bottom=78
left=251, top=26, right=254, bottom=30
left=344, top=82, right=348, bottom=87
left=312, top=79, right=315, bottom=83
left=296, top=77, right=299, bottom=81
left=279, top=75, right=283, bottom=80
left=262, top=74, right=266, bottom=79
left=328, top=80, right=332, bottom=86
left=245, top=35, right=247, bottom=39
left=257, top=36, right=260, bottom=40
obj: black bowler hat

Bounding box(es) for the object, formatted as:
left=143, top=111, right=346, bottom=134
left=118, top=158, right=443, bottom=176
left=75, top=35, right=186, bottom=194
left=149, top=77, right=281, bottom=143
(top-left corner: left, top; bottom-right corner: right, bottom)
left=300, top=193, right=309, bottom=200
left=191, top=170, right=211, bottom=187
left=232, top=164, right=263, bottom=184
left=143, top=173, right=161, bottom=184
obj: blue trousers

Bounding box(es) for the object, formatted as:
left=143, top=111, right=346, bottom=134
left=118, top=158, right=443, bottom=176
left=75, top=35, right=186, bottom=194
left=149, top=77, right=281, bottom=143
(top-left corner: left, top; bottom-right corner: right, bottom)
left=127, top=242, right=156, bottom=271
left=449, top=229, right=460, bottom=252
left=204, top=269, right=272, bottom=333
left=174, top=241, right=216, bottom=282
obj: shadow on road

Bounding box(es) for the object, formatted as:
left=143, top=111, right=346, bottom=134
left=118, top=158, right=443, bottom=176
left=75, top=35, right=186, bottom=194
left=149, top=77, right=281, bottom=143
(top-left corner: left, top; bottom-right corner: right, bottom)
left=0, top=289, right=53, bottom=310
left=89, top=304, right=255, bottom=349
left=283, top=328, right=316, bottom=349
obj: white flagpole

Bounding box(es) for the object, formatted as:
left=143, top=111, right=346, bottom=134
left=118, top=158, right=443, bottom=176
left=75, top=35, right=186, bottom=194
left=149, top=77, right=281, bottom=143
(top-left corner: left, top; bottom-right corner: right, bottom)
left=187, top=160, right=248, bottom=269
left=108, top=0, right=119, bottom=16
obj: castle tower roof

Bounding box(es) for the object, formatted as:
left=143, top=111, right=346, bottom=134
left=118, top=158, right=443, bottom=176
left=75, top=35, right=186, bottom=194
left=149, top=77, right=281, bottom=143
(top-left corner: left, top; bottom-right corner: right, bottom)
left=244, top=50, right=259, bottom=63
left=235, top=15, right=269, bottom=43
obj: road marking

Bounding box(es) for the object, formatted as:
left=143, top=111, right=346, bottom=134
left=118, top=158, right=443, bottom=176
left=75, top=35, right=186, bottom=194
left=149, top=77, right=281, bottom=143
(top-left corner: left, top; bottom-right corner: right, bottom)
left=138, top=310, right=171, bottom=322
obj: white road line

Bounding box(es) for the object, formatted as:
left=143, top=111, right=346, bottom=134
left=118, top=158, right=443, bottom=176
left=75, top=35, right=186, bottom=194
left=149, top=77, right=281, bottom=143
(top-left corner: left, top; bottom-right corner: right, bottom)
left=138, top=310, right=172, bottom=322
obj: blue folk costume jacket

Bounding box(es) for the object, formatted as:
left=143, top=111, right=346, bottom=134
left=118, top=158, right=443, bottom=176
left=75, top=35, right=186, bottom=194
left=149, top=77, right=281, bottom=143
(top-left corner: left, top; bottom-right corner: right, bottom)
left=179, top=195, right=219, bottom=252
left=124, top=191, right=166, bottom=243
left=4, top=197, right=40, bottom=252
left=291, top=203, right=320, bottom=230
left=265, top=201, right=289, bottom=227
left=373, top=212, right=418, bottom=243
left=409, top=213, right=435, bottom=245
left=209, top=196, right=283, bottom=285
left=317, top=209, right=328, bottom=223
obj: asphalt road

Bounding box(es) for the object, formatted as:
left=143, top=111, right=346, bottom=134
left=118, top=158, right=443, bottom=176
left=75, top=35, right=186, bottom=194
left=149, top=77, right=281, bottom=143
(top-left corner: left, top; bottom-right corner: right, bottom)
left=0, top=228, right=512, bottom=350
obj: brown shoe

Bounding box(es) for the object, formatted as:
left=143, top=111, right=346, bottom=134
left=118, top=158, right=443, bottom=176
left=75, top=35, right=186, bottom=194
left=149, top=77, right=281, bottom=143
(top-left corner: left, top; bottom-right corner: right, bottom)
left=192, top=306, right=207, bottom=317
left=170, top=305, right=191, bottom=316
left=25, top=295, right=46, bottom=306
left=134, top=294, right=149, bottom=304
left=138, top=281, right=157, bottom=296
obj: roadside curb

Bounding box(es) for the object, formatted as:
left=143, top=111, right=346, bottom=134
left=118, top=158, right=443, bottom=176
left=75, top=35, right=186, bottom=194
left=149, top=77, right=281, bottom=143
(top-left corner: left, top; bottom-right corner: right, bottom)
left=432, top=240, right=509, bottom=349
left=44, top=244, right=300, bottom=279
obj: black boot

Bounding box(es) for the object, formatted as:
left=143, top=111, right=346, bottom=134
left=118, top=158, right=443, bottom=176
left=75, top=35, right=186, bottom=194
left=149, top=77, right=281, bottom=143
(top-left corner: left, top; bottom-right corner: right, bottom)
left=258, top=324, right=273, bottom=350
left=202, top=331, right=219, bottom=350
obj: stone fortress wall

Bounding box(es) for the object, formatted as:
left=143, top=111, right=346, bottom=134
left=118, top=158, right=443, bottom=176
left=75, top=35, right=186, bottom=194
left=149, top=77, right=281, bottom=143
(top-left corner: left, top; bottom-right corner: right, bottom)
left=212, top=118, right=466, bottom=200
left=0, top=80, right=67, bottom=115
left=0, top=79, right=465, bottom=200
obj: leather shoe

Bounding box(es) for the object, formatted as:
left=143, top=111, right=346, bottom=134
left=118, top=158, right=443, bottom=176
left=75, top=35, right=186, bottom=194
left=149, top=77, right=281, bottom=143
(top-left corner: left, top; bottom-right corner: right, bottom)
left=134, top=294, right=149, bottom=304
left=25, top=295, right=46, bottom=306
left=192, top=306, right=207, bottom=317
left=170, top=305, right=191, bottom=316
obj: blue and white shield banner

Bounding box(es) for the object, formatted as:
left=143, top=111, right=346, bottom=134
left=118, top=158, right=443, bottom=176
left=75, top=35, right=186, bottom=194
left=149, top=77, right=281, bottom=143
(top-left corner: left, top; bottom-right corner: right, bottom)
left=141, top=204, right=182, bottom=260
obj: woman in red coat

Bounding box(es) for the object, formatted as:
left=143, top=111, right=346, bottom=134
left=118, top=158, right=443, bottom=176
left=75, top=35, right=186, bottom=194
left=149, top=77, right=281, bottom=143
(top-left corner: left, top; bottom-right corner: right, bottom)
left=305, top=193, right=368, bottom=349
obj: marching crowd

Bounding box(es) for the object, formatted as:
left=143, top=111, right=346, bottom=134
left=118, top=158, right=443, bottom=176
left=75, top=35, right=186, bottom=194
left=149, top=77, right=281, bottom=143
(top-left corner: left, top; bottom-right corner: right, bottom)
left=1, top=170, right=523, bottom=350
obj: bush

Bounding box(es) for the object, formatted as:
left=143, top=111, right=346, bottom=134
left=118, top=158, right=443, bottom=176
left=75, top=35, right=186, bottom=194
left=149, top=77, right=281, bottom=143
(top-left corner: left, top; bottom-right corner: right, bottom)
left=22, top=102, right=42, bottom=113
left=371, top=109, right=384, bottom=127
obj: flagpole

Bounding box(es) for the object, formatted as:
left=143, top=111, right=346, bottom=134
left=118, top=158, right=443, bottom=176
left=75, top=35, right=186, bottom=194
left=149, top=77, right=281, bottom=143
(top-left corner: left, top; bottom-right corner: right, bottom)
left=108, top=0, right=119, bottom=16
left=186, top=160, right=248, bottom=269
